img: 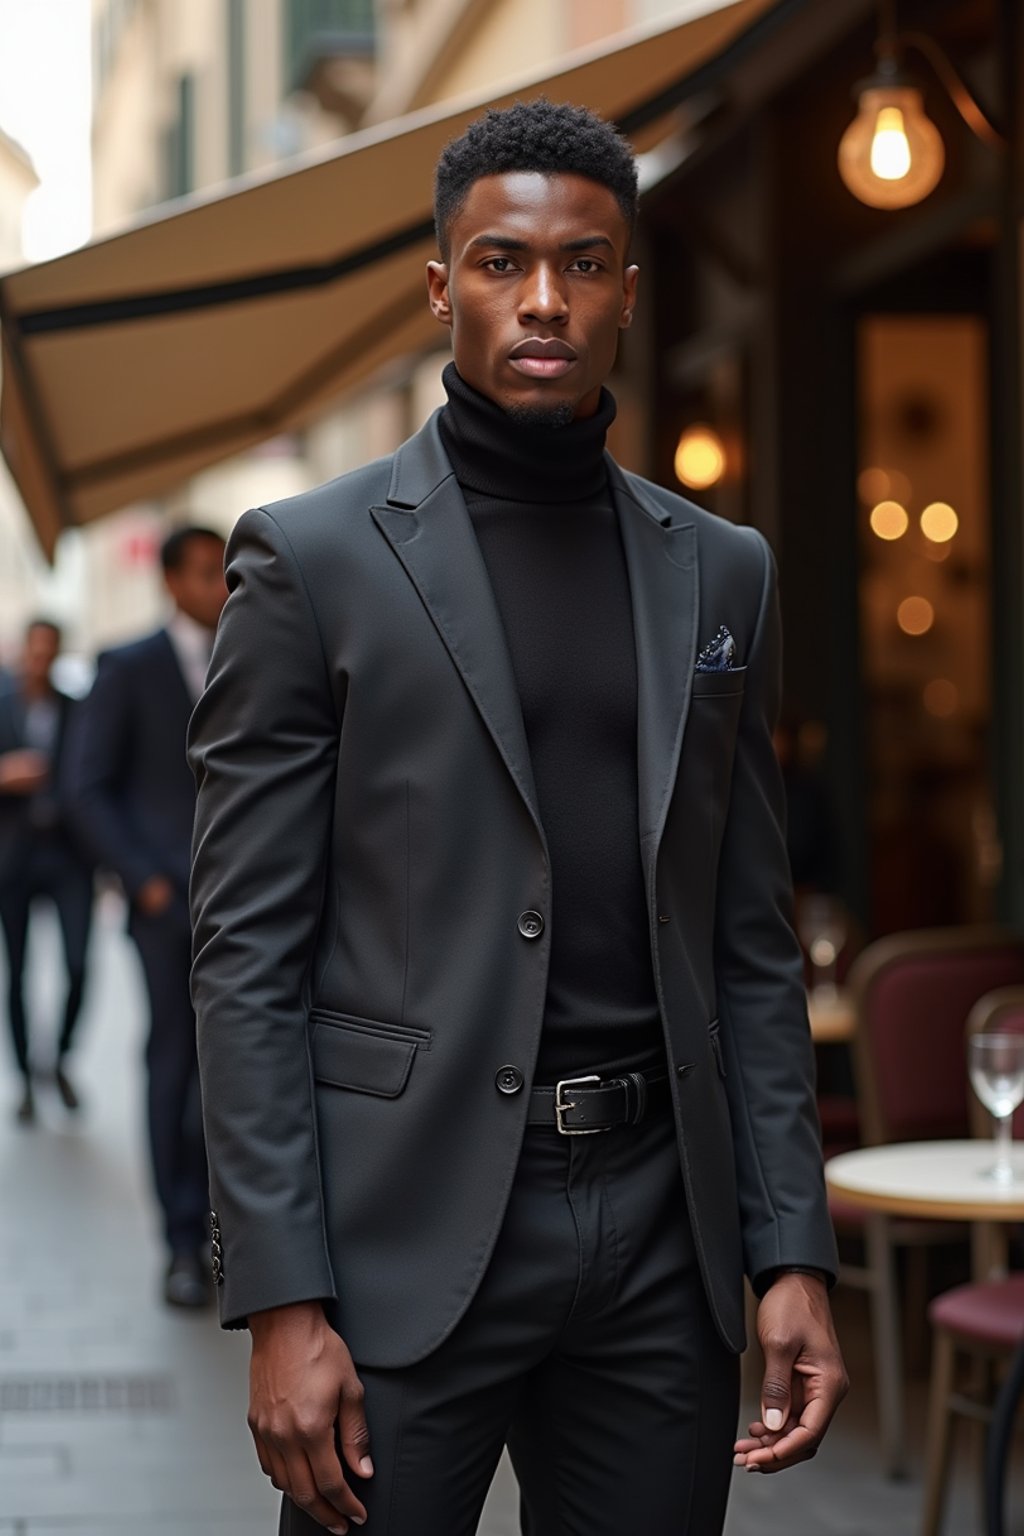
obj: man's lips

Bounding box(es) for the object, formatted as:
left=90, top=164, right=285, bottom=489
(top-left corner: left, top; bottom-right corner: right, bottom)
left=507, top=339, right=578, bottom=380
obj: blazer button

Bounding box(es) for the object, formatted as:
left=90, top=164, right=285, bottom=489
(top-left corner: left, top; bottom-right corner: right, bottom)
left=517, top=910, right=544, bottom=940
left=495, top=1065, right=524, bottom=1095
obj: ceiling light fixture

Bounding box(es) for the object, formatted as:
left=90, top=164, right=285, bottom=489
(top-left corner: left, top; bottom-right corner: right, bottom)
left=838, top=0, right=1005, bottom=210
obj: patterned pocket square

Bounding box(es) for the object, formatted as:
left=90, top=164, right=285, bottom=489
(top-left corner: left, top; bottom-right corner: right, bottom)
left=696, top=625, right=739, bottom=672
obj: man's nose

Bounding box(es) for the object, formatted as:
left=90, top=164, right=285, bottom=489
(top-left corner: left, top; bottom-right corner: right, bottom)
left=518, top=265, right=568, bottom=324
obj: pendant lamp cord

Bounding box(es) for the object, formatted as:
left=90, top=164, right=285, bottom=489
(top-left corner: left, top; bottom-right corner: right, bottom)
left=874, top=0, right=1006, bottom=150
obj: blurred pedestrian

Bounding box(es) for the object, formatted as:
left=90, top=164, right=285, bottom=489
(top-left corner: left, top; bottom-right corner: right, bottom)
left=0, top=619, right=94, bottom=1124
left=68, top=526, right=227, bottom=1308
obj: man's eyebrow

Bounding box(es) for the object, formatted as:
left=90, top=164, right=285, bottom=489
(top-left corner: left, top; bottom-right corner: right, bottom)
left=466, top=234, right=615, bottom=253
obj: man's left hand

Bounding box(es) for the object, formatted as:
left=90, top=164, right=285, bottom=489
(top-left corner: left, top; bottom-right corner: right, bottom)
left=733, top=1271, right=848, bottom=1474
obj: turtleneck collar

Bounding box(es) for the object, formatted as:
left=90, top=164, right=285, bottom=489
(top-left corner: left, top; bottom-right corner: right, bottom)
left=438, top=362, right=616, bottom=505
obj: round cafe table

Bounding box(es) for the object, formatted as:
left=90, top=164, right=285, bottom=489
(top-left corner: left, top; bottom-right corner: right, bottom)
left=826, top=1142, right=1024, bottom=1536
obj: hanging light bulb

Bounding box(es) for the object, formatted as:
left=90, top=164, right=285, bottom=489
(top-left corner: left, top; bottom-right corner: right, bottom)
left=838, top=65, right=945, bottom=209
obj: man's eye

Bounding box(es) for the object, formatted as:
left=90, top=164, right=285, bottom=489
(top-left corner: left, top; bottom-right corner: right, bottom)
left=485, top=257, right=514, bottom=272
left=571, top=259, right=601, bottom=273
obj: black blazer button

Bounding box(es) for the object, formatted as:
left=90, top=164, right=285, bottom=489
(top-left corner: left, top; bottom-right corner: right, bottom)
left=495, top=1065, right=525, bottom=1095
left=517, top=910, right=544, bottom=940
left=676, top=1062, right=695, bottom=1079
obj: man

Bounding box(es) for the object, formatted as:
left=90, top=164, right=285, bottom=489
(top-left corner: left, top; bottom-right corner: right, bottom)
left=0, top=619, right=94, bottom=1123
left=190, top=101, right=846, bottom=1535
left=69, top=526, right=227, bottom=1308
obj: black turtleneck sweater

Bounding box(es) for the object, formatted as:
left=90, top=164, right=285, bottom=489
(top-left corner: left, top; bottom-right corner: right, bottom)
left=439, top=364, right=662, bottom=1079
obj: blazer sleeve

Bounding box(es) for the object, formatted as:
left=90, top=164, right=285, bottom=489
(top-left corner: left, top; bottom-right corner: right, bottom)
left=188, top=507, right=339, bottom=1329
left=65, top=654, right=162, bottom=896
left=712, top=530, right=839, bottom=1291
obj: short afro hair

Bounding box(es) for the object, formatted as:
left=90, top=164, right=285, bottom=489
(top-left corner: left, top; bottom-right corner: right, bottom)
left=434, top=99, right=639, bottom=259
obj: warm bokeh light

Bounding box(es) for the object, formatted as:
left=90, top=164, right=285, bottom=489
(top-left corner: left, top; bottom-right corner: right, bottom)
left=858, top=466, right=890, bottom=503
left=923, top=541, right=952, bottom=563
left=838, top=84, right=946, bottom=209
left=674, top=425, right=725, bottom=490
left=920, top=501, right=959, bottom=543
left=870, top=500, right=909, bottom=540
left=923, top=678, right=959, bottom=718
left=871, top=107, right=913, bottom=179
left=897, top=595, right=935, bottom=636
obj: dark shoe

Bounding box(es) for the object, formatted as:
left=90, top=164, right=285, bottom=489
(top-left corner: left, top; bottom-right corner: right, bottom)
left=54, top=1063, right=80, bottom=1111
left=15, top=1080, right=35, bottom=1125
left=163, top=1252, right=210, bottom=1310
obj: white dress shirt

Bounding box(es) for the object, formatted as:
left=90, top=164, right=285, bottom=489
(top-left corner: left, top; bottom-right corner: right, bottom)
left=166, top=609, right=215, bottom=704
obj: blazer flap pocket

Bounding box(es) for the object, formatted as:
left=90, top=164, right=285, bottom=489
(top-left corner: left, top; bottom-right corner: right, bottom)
left=692, top=667, right=747, bottom=698
left=311, top=1019, right=415, bottom=1098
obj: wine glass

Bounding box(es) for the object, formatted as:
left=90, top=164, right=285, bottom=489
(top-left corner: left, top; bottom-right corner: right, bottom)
left=796, top=894, right=848, bottom=1003
left=968, top=1032, right=1024, bottom=1185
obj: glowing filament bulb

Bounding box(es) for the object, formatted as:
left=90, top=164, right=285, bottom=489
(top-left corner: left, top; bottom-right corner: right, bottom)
left=871, top=107, right=912, bottom=181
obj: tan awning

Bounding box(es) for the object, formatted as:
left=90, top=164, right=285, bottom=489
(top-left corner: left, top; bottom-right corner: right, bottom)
left=0, top=0, right=783, bottom=557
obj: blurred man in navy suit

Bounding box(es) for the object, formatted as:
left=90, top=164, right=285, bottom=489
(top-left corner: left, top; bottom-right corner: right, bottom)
left=0, top=619, right=94, bottom=1124
left=69, top=526, right=227, bottom=1307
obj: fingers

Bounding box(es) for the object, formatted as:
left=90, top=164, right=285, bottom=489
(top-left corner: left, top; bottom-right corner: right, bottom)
left=251, top=1428, right=368, bottom=1530
left=250, top=1431, right=366, bottom=1529
left=759, top=1340, right=797, bottom=1435
left=734, top=1388, right=840, bottom=1473
left=338, top=1375, right=374, bottom=1482
left=736, top=1417, right=816, bottom=1470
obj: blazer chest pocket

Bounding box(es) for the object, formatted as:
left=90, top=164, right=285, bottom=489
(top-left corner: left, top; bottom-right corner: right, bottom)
left=691, top=666, right=747, bottom=700
left=309, top=1009, right=432, bottom=1099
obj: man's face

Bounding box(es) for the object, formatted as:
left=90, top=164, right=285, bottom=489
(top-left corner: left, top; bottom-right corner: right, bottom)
left=164, top=537, right=228, bottom=630
left=427, top=171, right=638, bottom=423
left=22, top=625, right=59, bottom=689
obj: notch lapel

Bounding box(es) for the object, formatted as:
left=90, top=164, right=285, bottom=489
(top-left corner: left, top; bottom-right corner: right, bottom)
left=609, top=460, right=699, bottom=882
left=371, top=415, right=546, bottom=854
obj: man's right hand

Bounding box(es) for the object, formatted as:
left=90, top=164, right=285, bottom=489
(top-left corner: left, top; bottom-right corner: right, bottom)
left=135, top=875, right=175, bottom=916
left=248, top=1301, right=371, bottom=1533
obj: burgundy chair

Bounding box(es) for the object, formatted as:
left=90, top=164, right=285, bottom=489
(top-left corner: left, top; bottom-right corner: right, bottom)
left=919, top=989, right=1024, bottom=1536
left=835, top=930, right=1024, bottom=1478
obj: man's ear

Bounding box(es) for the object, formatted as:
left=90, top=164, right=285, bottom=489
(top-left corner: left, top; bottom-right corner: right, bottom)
left=426, top=261, right=452, bottom=327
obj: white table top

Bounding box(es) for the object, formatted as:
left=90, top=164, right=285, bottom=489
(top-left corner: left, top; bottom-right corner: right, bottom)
left=826, top=1140, right=1024, bottom=1220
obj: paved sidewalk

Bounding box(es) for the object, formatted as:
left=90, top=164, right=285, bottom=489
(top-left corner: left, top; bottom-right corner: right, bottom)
left=0, top=895, right=1014, bottom=1534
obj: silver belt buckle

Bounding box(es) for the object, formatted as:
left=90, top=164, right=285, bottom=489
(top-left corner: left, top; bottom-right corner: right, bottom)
left=554, top=1074, right=606, bottom=1135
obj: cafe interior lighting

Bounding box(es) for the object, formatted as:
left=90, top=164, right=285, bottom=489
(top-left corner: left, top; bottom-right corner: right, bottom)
left=838, top=1, right=1006, bottom=210
left=897, top=595, right=934, bottom=636
left=674, top=424, right=725, bottom=490
left=920, top=501, right=959, bottom=543
left=870, top=500, right=909, bottom=540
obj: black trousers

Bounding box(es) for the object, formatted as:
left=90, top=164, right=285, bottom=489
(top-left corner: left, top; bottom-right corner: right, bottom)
left=131, top=901, right=208, bottom=1256
left=281, top=1105, right=739, bottom=1536
left=0, top=840, right=93, bottom=1078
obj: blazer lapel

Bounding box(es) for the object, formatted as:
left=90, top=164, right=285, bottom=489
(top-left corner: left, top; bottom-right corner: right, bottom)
left=371, top=414, right=546, bottom=854
left=608, top=459, right=699, bottom=880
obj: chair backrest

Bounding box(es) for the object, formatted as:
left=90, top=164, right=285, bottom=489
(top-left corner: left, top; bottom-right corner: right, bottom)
left=965, top=988, right=1024, bottom=1139
left=848, top=927, right=1024, bottom=1145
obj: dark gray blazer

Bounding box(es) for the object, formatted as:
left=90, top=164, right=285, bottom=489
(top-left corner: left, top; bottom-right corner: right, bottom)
left=188, top=412, right=838, bottom=1367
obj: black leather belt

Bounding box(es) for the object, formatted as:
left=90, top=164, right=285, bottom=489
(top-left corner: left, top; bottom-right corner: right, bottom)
left=526, top=1067, right=671, bottom=1135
